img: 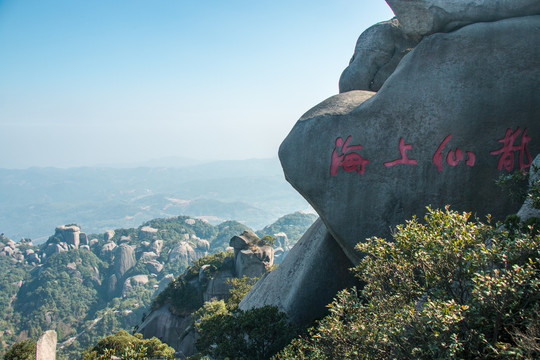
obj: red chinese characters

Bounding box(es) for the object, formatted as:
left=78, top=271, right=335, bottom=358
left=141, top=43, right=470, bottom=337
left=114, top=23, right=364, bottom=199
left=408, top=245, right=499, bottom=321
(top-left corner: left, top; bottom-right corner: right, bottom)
left=330, top=136, right=369, bottom=176
left=490, top=127, right=532, bottom=171
left=432, top=135, right=475, bottom=172
left=384, top=137, right=417, bottom=167
left=330, top=127, right=533, bottom=177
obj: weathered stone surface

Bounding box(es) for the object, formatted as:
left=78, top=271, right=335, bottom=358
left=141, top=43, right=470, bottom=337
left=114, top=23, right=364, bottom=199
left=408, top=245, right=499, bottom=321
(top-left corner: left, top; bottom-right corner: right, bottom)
left=139, top=226, right=158, bottom=240
left=235, top=246, right=273, bottom=278
left=518, top=154, right=540, bottom=221
left=113, top=244, right=136, bottom=280
left=169, top=242, right=197, bottom=264
left=239, top=219, right=359, bottom=325
left=203, top=269, right=234, bottom=302
left=104, top=230, right=115, bottom=242
left=36, top=330, right=56, bottom=360
left=2, top=246, right=14, bottom=256
left=145, top=259, right=163, bottom=274
left=55, top=225, right=80, bottom=248
left=279, top=16, right=540, bottom=264
left=27, top=252, right=41, bottom=264
left=44, top=243, right=65, bottom=257
left=385, top=0, right=540, bottom=38
left=79, top=232, right=88, bottom=246
left=155, top=274, right=174, bottom=296
left=140, top=251, right=158, bottom=260
left=339, top=18, right=417, bottom=93
left=151, top=240, right=163, bottom=255
left=138, top=305, right=195, bottom=355
left=100, top=242, right=117, bottom=262
left=229, top=231, right=259, bottom=250
left=196, top=239, right=210, bottom=252
left=273, top=232, right=288, bottom=249
left=107, top=274, right=117, bottom=296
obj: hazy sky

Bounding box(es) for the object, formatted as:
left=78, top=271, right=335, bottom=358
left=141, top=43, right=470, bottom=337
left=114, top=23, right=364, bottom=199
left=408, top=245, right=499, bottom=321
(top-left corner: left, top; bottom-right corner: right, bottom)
left=0, top=0, right=394, bottom=168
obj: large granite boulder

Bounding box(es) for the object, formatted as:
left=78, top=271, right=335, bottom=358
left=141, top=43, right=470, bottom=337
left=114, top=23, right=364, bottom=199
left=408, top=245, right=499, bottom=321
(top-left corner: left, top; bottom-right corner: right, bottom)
left=55, top=225, right=80, bottom=248
left=169, top=242, right=197, bottom=264
left=239, top=219, right=359, bottom=325
left=339, top=18, right=417, bottom=93
left=229, top=231, right=274, bottom=278
left=280, top=16, right=540, bottom=264
left=385, top=0, right=540, bottom=38
left=113, top=244, right=136, bottom=279
left=100, top=241, right=117, bottom=262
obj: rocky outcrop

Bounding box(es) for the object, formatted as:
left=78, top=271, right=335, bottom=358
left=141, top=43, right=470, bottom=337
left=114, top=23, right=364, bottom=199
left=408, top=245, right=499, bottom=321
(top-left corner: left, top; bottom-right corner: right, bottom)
left=36, top=330, right=57, bottom=360
left=55, top=225, right=80, bottom=248
left=139, top=226, right=158, bottom=240
left=113, top=244, right=136, bottom=280
left=518, top=155, right=540, bottom=221
left=229, top=231, right=274, bottom=278
left=169, top=242, right=197, bottom=264
left=239, top=219, right=359, bottom=325
left=104, top=230, right=115, bottom=242
left=100, top=242, right=117, bottom=262
left=280, top=15, right=540, bottom=264
left=203, top=269, right=235, bottom=302
left=145, top=259, right=163, bottom=274
left=138, top=305, right=194, bottom=357
left=339, top=18, right=417, bottom=93
left=385, top=0, right=540, bottom=39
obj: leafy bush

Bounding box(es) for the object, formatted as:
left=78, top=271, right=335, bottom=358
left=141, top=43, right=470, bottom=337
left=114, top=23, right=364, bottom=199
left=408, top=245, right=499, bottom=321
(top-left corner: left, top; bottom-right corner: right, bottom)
left=196, top=306, right=297, bottom=360
left=152, top=251, right=235, bottom=315
left=3, top=339, right=36, bottom=360
left=81, top=330, right=175, bottom=360
left=274, top=207, right=540, bottom=359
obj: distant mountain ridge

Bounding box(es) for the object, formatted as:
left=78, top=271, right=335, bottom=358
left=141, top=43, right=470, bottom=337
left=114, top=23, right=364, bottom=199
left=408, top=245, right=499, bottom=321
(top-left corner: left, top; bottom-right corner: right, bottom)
left=0, top=158, right=311, bottom=242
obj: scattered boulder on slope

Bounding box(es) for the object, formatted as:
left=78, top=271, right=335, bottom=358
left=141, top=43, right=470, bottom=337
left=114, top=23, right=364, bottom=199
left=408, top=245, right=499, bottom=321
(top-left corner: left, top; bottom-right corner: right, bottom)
left=113, top=244, right=136, bottom=280
left=169, top=242, right=197, bottom=264
left=229, top=230, right=274, bottom=278
left=239, top=219, right=359, bottom=325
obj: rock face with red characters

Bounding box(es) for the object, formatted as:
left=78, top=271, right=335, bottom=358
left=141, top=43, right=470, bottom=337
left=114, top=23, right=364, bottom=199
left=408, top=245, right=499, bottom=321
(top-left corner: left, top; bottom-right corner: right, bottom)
left=241, top=1, right=540, bottom=324
left=279, top=15, right=540, bottom=264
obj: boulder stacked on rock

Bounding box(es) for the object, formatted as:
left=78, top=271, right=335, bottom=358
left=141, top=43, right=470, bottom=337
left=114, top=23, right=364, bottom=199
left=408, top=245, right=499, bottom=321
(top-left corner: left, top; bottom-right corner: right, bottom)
left=280, top=4, right=540, bottom=265
left=244, top=0, right=540, bottom=324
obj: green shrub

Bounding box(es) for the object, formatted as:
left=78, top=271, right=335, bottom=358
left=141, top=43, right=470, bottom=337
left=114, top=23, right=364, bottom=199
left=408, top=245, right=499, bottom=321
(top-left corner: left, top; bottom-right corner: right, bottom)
left=196, top=306, right=297, bottom=360
left=274, top=206, right=540, bottom=359
left=81, top=330, right=175, bottom=360
left=3, top=339, right=36, bottom=360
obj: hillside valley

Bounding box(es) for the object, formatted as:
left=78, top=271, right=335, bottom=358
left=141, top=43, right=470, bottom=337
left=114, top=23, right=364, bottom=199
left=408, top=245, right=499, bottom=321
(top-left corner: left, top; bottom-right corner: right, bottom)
left=0, top=158, right=311, bottom=242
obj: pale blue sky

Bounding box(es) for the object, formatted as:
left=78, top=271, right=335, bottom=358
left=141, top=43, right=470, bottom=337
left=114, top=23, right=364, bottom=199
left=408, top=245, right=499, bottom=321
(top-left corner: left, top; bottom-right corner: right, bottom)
left=0, top=0, right=394, bottom=168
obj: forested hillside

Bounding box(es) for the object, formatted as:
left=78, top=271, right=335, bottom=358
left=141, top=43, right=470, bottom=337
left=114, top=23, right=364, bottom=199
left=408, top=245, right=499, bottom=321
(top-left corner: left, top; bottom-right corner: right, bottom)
left=0, top=211, right=317, bottom=359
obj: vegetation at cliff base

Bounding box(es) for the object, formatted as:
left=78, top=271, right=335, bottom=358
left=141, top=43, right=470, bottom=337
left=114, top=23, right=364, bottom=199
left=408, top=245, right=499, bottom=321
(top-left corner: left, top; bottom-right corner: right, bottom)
left=274, top=207, right=540, bottom=359
left=80, top=330, right=174, bottom=360
left=3, top=338, right=35, bottom=360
